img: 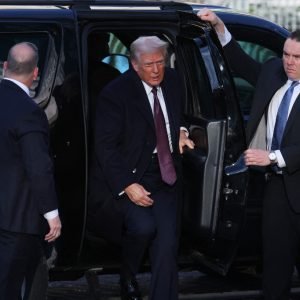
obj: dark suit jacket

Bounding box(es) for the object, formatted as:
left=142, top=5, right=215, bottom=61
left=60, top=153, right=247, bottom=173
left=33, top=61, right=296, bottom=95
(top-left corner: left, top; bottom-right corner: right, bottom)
left=88, top=68, right=185, bottom=241
left=224, top=39, right=300, bottom=212
left=0, top=79, right=58, bottom=235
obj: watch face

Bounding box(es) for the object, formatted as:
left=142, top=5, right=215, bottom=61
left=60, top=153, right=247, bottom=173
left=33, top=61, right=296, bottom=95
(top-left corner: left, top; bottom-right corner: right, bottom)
left=269, top=152, right=276, bottom=161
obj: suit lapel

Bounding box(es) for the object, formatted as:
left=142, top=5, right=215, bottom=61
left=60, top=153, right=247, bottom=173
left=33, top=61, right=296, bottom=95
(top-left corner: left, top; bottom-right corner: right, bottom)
left=283, top=93, right=300, bottom=141
left=160, top=77, right=177, bottom=145
left=129, top=71, right=155, bottom=131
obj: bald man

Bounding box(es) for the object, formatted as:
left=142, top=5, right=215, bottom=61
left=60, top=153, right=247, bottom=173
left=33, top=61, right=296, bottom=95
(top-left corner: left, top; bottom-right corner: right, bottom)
left=0, top=42, right=61, bottom=300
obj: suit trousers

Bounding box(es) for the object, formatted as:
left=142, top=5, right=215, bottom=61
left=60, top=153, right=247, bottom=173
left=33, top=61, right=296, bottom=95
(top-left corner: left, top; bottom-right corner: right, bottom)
left=120, top=155, right=179, bottom=300
left=262, top=174, right=300, bottom=300
left=0, top=229, right=43, bottom=300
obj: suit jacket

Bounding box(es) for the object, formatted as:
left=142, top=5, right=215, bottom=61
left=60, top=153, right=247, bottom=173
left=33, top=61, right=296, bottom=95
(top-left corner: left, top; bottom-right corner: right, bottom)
left=88, top=68, right=185, bottom=239
left=224, top=39, right=300, bottom=212
left=0, top=79, right=58, bottom=235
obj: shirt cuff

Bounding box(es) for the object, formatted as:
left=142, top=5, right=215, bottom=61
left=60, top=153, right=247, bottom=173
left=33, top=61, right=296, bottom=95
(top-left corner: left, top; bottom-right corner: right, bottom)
left=274, top=150, right=286, bottom=168
left=180, top=127, right=189, bottom=137
left=44, top=209, right=59, bottom=220
left=217, top=26, right=232, bottom=47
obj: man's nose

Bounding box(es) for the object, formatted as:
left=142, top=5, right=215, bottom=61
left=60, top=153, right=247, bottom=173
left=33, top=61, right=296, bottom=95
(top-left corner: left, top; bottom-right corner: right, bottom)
left=152, top=63, right=159, bottom=72
left=286, top=56, right=296, bottom=64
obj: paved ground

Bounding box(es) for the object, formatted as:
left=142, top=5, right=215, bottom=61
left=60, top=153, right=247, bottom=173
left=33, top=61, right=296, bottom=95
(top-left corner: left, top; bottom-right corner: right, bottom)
left=46, top=269, right=280, bottom=300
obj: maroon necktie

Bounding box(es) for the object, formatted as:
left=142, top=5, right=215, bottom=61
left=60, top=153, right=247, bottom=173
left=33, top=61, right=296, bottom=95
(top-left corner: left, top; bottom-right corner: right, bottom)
left=152, top=87, right=177, bottom=185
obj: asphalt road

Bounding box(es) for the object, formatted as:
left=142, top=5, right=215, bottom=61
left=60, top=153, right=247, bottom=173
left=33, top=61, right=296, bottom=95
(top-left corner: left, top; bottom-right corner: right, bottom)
left=46, top=269, right=300, bottom=300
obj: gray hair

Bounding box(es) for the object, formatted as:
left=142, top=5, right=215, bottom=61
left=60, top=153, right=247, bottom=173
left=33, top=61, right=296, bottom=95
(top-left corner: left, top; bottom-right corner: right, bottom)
left=6, top=42, right=39, bottom=75
left=130, top=36, right=168, bottom=62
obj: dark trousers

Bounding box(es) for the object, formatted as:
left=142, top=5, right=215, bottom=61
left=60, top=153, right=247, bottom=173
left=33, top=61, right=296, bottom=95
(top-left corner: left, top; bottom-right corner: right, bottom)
left=0, top=229, right=43, bottom=300
left=262, top=174, right=300, bottom=300
left=120, top=156, right=179, bottom=300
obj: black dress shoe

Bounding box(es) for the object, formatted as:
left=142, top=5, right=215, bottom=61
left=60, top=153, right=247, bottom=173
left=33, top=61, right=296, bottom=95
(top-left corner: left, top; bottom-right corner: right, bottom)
left=120, top=277, right=142, bottom=300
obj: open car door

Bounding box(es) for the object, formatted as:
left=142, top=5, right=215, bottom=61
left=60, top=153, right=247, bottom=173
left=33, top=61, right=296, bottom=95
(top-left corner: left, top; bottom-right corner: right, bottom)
left=177, top=11, right=249, bottom=275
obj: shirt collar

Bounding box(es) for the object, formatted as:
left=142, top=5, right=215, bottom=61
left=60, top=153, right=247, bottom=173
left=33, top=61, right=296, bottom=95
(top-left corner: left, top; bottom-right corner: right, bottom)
left=142, top=81, right=161, bottom=96
left=3, top=78, right=30, bottom=96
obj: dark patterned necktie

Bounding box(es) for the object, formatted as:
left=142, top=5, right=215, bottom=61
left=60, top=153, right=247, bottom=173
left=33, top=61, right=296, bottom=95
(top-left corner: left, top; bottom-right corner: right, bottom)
left=152, top=87, right=177, bottom=185
left=271, top=81, right=299, bottom=150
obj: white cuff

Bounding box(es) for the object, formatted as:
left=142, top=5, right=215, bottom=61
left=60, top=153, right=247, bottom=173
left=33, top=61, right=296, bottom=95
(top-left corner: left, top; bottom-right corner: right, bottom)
left=217, top=26, right=232, bottom=47
left=274, top=150, right=286, bottom=168
left=44, top=209, right=59, bottom=220
left=180, top=127, right=189, bottom=137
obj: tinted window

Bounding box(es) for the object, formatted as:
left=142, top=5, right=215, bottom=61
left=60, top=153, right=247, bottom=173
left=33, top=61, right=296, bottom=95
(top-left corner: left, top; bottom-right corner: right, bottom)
left=234, top=41, right=278, bottom=122
left=0, top=32, right=60, bottom=126
left=177, top=37, right=216, bottom=119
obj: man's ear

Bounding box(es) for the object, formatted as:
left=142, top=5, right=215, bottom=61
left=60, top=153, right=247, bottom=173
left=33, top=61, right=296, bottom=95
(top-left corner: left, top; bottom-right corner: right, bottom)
left=3, top=61, right=8, bottom=71
left=131, top=59, right=139, bottom=72
left=33, top=67, right=39, bottom=80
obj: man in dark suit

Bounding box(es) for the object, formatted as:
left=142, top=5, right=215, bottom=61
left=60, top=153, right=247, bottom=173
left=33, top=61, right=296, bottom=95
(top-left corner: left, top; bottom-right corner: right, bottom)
left=199, top=9, right=300, bottom=300
left=88, top=36, right=194, bottom=300
left=0, top=42, right=61, bottom=300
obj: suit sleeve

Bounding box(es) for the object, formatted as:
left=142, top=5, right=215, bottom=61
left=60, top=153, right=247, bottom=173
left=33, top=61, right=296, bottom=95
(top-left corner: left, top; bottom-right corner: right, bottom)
left=281, top=145, right=300, bottom=174
left=18, top=107, right=58, bottom=215
left=94, top=92, right=136, bottom=196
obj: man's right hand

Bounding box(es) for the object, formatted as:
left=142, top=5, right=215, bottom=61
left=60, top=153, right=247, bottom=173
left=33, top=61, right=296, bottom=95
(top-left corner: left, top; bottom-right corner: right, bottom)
left=124, top=183, right=154, bottom=207
left=197, top=8, right=225, bottom=35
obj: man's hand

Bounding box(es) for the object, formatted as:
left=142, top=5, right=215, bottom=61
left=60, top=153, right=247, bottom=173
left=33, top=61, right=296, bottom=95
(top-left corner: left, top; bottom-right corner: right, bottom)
left=125, top=183, right=154, bottom=207
left=179, top=130, right=194, bottom=154
left=244, top=149, right=271, bottom=166
left=45, top=216, right=62, bottom=243
left=197, top=8, right=225, bottom=35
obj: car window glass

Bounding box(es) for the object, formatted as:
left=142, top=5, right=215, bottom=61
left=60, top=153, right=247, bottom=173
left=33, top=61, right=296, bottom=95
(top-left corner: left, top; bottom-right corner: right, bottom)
left=105, top=34, right=129, bottom=73
left=235, top=41, right=277, bottom=122
left=0, top=32, right=50, bottom=96
left=178, top=36, right=218, bottom=119
left=0, top=32, right=60, bottom=125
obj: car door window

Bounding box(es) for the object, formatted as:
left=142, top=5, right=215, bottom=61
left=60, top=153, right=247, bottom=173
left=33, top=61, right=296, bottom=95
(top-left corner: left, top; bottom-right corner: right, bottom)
left=0, top=32, right=60, bottom=125
left=234, top=40, right=277, bottom=122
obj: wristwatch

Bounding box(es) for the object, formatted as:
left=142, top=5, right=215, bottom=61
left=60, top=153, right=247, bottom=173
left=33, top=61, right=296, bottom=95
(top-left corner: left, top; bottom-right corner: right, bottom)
left=268, top=151, right=277, bottom=164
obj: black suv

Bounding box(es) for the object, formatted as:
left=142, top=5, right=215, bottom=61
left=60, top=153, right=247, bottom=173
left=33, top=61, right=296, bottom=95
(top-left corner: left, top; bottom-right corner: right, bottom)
left=0, top=0, right=289, bottom=280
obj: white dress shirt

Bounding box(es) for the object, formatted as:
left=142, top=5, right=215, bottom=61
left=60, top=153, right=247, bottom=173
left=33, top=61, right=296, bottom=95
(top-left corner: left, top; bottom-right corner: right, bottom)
left=142, top=81, right=173, bottom=152
left=267, top=80, right=300, bottom=167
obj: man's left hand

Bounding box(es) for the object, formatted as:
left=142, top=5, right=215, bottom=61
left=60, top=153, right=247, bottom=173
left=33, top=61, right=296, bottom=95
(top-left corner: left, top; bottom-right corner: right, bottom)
left=179, top=130, right=195, bottom=154
left=244, top=148, right=270, bottom=166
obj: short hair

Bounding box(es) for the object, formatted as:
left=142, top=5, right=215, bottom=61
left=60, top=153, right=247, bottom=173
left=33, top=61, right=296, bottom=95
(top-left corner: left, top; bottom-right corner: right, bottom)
left=6, top=42, right=39, bottom=75
left=130, top=36, right=168, bottom=62
left=289, top=30, right=300, bottom=42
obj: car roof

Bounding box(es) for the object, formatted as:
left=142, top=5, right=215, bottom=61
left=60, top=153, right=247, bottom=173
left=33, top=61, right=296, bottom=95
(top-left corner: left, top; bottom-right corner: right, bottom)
left=191, top=3, right=289, bottom=37
left=0, top=0, right=192, bottom=10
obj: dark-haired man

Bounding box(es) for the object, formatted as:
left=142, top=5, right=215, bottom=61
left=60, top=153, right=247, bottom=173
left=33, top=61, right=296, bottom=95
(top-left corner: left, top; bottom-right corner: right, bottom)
left=0, top=42, right=61, bottom=300
left=199, top=9, right=300, bottom=300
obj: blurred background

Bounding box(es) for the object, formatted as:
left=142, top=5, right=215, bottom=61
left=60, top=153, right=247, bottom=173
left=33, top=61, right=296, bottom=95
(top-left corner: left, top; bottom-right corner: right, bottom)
left=183, top=0, right=300, bottom=31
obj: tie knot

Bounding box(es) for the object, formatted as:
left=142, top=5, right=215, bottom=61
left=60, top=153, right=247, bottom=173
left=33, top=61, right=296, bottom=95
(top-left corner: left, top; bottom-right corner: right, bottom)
left=152, top=87, right=158, bottom=96
left=290, top=81, right=299, bottom=89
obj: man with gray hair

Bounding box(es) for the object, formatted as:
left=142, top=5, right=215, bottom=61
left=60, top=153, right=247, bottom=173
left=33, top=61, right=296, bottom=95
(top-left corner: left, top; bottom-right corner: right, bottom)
left=88, top=35, right=194, bottom=300
left=0, top=42, right=61, bottom=300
